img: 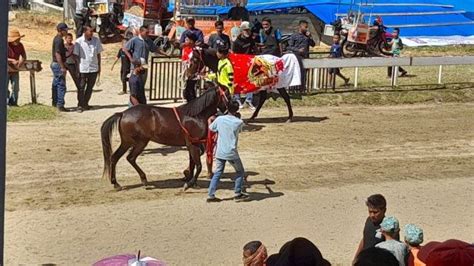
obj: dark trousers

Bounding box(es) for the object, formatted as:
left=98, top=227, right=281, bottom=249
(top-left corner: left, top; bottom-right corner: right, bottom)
left=387, top=66, right=407, bottom=77
left=66, top=63, right=81, bottom=91
left=74, top=14, right=86, bottom=38
left=184, top=79, right=198, bottom=102
left=78, top=72, right=98, bottom=107
left=294, top=53, right=307, bottom=91
left=139, top=69, right=148, bottom=91
left=120, top=66, right=129, bottom=93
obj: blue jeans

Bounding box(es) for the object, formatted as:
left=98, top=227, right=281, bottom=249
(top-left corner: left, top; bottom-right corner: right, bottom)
left=208, top=158, right=245, bottom=198
left=233, top=93, right=253, bottom=105
left=51, top=62, right=67, bottom=108
left=7, top=72, right=20, bottom=105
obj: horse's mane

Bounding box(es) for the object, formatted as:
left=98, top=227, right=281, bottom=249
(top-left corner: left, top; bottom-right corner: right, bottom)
left=202, top=48, right=218, bottom=72
left=180, top=87, right=218, bottom=116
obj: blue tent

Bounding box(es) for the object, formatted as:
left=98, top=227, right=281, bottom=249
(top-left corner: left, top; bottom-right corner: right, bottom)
left=169, top=0, right=474, bottom=37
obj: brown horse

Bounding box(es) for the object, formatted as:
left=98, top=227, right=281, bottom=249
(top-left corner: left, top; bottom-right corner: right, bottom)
left=101, top=85, right=229, bottom=191
left=187, top=48, right=294, bottom=122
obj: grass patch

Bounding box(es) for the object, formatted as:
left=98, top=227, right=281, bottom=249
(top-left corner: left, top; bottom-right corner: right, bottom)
left=7, top=104, right=59, bottom=122
left=263, top=86, right=474, bottom=107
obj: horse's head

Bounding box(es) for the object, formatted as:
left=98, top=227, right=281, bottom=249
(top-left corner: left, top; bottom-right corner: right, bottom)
left=185, top=48, right=205, bottom=80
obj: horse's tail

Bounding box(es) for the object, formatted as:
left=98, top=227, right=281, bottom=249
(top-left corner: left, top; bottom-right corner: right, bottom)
left=101, top=112, right=122, bottom=181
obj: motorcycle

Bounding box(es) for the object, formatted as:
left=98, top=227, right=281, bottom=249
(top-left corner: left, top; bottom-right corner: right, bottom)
left=89, top=3, right=122, bottom=42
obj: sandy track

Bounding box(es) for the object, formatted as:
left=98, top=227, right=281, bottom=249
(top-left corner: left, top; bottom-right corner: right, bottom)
left=5, top=102, right=474, bottom=265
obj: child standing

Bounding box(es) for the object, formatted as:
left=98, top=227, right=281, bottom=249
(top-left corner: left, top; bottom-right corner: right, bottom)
left=375, top=216, right=408, bottom=266
left=129, top=59, right=146, bottom=106
left=404, top=224, right=424, bottom=266
left=207, top=100, right=249, bottom=202
left=208, top=45, right=235, bottom=94
left=387, top=28, right=408, bottom=78
left=64, top=33, right=81, bottom=92
left=114, top=38, right=131, bottom=95
left=328, top=34, right=349, bottom=86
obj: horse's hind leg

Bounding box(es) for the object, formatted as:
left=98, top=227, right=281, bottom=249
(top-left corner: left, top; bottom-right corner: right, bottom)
left=110, top=143, right=130, bottom=191
left=249, top=91, right=267, bottom=121
left=277, top=88, right=293, bottom=122
left=183, top=153, right=195, bottom=182
left=127, top=140, right=149, bottom=186
left=184, top=144, right=202, bottom=191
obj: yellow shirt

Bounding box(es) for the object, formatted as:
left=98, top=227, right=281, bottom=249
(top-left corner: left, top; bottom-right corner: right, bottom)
left=208, top=58, right=234, bottom=94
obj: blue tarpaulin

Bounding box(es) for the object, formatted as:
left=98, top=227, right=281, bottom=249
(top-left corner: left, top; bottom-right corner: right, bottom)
left=169, top=0, right=474, bottom=37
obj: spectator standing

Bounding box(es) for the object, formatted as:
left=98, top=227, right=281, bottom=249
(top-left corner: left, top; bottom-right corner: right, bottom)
left=286, top=20, right=316, bottom=90
left=227, top=2, right=250, bottom=21
left=129, top=59, right=147, bottom=106
left=179, top=17, right=204, bottom=48
left=73, top=0, right=89, bottom=38
left=207, top=101, right=248, bottom=203
left=113, top=38, right=131, bottom=95
left=208, top=20, right=231, bottom=50
left=207, top=45, right=234, bottom=94
left=404, top=224, right=424, bottom=266
left=375, top=216, right=408, bottom=266
left=51, top=23, right=70, bottom=112
left=182, top=32, right=199, bottom=102
left=74, top=26, right=103, bottom=112
left=7, top=29, right=27, bottom=106
left=328, top=34, right=350, bottom=86
left=387, top=28, right=408, bottom=78
left=232, top=21, right=256, bottom=110
left=258, top=17, right=282, bottom=57
left=64, top=33, right=81, bottom=92
left=124, top=26, right=164, bottom=101
left=353, top=194, right=400, bottom=262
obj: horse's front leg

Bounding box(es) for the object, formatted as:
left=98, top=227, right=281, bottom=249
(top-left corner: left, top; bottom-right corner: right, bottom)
left=277, top=88, right=293, bottom=123
left=183, top=152, right=194, bottom=182
left=249, top=90, right=267, bottom=121
left=184, top=144, right=202, bottom=191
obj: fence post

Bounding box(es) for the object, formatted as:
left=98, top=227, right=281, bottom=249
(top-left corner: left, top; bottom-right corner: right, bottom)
left=354, top=67, right=359, bottom=88
left=29, top=71, right=37, bottom=104
left=438, top=65, right=443, bottom=84
left=314, top=68, right=319, bottom=90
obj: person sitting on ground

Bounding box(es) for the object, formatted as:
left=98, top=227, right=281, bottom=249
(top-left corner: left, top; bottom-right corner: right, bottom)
left=243, top=241, right=267, bottom=266
left=328, top=34, right=349, bottom=87
left=207, top=100, right=248, bottom=203
left=208, top=20, right=231, bottom=50
left=129, top=58, right=147, bottom=106
left=266, top=237, right=331, bottom=266
left=354, top=247, right=400, bottom=266
left=387, top=28, right=408, bottom=78
left=404, top=224, right=424, bottom=266
left=375, top=216, right=408, bottom=266
left=354, top=194, right=398, bottom=263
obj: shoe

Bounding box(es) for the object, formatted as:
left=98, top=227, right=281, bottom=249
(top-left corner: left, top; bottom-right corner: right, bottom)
left=206, top=197, right=221, bottom=203
left=58, top=107, right=69, bottom=112
left=118, top=91, right=126, bottom=95
left=77, top=107, right=83, bottom=113
left=246, top=102, right=256, bottom=111
left=234, top=193, right=250, bottom=202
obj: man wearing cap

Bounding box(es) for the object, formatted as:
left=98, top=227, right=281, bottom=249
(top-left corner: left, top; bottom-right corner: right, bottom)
left=74, top=26, right=103, bottom=112
left=208, top=20, right=231, bottom=50
left=404, top=224, right=424, bottom=266
left=375, top=216, right=408, bottom=266
left=179, top=17, right=204, bottom=48
left=51, top=23, right=70, bottom=112
left=7, top=29, right=27, bottom=106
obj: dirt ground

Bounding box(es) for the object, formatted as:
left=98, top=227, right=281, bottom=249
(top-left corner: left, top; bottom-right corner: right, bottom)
left=5, top=16, right=474, bottom=265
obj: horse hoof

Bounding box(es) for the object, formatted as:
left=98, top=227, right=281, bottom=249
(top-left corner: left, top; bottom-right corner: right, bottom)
left=114, top=184, right=123, bottom=191
left=286, top=118, right=293, bottom=123
left=183, top=183, right=190, bottom=191
left=141, top=179, right=149, bottom=186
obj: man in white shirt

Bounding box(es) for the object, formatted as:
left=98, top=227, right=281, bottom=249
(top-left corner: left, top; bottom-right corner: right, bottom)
left=74, top=26, right=103, bottom=112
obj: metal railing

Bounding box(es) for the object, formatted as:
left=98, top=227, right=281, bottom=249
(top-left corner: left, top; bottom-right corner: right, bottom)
left=148, top=55, right=474, bottom=101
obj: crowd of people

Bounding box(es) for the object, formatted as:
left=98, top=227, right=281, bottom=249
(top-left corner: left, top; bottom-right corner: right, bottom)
left=240, top=194, right=474, bottom=266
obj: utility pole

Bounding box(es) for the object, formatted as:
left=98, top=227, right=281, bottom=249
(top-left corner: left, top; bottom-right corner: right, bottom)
left=0, top=0, right=9, bottom=263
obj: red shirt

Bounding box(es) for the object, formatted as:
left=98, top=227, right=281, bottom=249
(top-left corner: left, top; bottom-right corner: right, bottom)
left=8, top=42, right=26, bottom=60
